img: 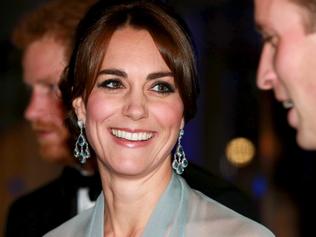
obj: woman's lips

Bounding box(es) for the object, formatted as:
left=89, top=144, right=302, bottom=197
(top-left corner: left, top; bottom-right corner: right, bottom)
left=111, top=128, right=153, bottom=141
left=110, top=128, right=155, bottom=148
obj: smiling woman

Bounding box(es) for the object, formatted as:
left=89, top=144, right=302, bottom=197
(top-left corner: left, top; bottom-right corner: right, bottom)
left=44, top=1, right=274, bottom=236
left=74, top=27, right=184, bottom=177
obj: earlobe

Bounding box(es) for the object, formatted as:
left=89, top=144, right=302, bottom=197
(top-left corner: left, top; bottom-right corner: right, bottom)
left=180, top=117, right=185, bottom=129
left=72, top=97, right=86, bottom=122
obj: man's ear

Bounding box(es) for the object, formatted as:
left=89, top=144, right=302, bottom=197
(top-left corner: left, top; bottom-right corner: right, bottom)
left=72, top=97, right=86, bottom=123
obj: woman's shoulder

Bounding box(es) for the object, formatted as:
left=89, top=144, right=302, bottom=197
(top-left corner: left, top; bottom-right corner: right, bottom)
left=179, top=176, right=275, bottom=237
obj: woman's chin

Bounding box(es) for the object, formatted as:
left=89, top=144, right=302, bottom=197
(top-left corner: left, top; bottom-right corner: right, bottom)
left=106, top=162, right=150, bottom=177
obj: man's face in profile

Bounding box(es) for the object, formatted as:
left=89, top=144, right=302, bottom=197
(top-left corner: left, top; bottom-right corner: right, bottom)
left=23, top=36, right=71, bottom=163
left=255, top=0, right=316, bottom=149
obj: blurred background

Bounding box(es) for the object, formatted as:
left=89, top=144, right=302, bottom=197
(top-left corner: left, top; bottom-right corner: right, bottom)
left=1, top=0, right=315, bottom=236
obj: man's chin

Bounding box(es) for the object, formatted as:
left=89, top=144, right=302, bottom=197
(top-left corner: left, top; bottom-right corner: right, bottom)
left=296, top=130, right=316, bottom=150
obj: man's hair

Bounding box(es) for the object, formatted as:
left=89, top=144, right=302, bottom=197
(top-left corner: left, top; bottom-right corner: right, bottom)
left=290, top=0, right=316, bottom=32
left=12, top=0, right=96, bottom=58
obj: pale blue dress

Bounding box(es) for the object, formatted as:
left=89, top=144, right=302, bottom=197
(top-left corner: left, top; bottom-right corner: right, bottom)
left=44, top=173, right=274, bottom=237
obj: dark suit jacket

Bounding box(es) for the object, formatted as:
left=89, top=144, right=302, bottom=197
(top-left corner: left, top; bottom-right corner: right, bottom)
left=5, top=164, right=257, bottom=237
left=4, top=167, right=101, bottom=237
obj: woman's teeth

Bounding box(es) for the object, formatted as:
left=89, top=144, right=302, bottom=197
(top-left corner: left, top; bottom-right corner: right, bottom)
left=111, top=129, right=153, bottom=141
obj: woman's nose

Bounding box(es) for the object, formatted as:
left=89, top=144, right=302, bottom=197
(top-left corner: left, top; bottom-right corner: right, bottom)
left=122, top=90, right=148, bottom=120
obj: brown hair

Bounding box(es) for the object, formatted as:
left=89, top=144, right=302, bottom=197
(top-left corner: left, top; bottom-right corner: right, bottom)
left=61, top=0, right=200, bottom=133
left=12, top=0, right=96, bottom=59
left=289, top=0, right=316, bottom=31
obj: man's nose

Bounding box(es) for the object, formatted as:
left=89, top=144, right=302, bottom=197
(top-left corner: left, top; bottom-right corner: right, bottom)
left=24, top=90, right=45, bottom=122
left=256, top=44, right=278, bottom=90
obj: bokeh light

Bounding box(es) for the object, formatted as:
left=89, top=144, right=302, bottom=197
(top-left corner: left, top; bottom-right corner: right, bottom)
left=226, top=137, right=255, bottom=167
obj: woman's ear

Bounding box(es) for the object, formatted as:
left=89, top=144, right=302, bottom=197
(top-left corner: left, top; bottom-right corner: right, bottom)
left=72, top=97, right=86, bottom=123
left=180, top=117, right=185, bottom=130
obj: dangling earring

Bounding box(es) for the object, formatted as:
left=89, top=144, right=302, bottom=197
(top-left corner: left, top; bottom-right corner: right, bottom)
left=172, top=129, right=188, bottom=175
left=74, top=120, right=90, bottom=164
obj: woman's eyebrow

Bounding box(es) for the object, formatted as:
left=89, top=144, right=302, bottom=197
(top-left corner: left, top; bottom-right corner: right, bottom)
left=147, top=71, right=174, bottom=80
left=97, top=69, right=127, bottom=78
left=97, top=69, right=173, bottom=80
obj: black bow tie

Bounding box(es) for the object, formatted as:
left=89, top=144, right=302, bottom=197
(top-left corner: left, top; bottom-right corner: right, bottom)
left=62, top=167, right=102, bottom=201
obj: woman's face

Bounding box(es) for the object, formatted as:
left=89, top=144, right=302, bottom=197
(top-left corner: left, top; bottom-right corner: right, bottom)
left=74, top=27, right=184, bottom=177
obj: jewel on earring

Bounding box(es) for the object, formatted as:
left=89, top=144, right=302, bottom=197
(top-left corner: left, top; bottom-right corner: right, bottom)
left=172, top=129, right=188, bottom=175
left=74, top=120, right=90, bottom=164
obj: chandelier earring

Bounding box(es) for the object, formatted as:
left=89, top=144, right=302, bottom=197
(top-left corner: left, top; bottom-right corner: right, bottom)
left=74, top=120, right=90, bottom=164
left=172, top=129, right=188, bottom=175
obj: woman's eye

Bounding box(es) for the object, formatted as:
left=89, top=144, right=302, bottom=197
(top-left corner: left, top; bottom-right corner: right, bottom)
left=151, top=82, right=175, bottom=94
left=97, top=79, right=124, bottom=89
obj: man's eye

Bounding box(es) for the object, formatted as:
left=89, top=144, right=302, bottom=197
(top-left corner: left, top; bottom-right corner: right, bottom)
left=48, top=84, right=59, bottom=92
left=262, top=34, right=278, bottom=48
left=45, top=84, right=61, bottom=97
left=39, top=83, right=59, bottom=97
left=97, top=79, right=124, bottom=89
left=151, top=82, right=175, bottom=94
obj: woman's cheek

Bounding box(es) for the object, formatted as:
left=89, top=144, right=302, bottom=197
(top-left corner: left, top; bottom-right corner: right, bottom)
left=86, top=92, right=120, bottom=122
left=151, top=98, right=184, bottom=128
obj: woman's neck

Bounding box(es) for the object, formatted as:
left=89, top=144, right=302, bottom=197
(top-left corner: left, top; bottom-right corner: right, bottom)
left=100, top=161, right=172, bottom=237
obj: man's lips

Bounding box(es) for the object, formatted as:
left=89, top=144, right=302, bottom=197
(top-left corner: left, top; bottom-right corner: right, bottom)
left=280, top=99, right=297, bottom=129
left=282, top=99, right=294, bottom=109
left=287, top=107, right=298, bottom=129
left=34, top=129, right=56, bottom=141
left=281, top=99, right=298, bottom=129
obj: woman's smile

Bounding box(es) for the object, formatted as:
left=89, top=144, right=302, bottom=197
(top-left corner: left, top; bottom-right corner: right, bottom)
left=111, top=128, right=154, bottom=141
left=110, top=128, right=155, bottom=148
